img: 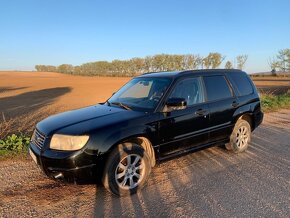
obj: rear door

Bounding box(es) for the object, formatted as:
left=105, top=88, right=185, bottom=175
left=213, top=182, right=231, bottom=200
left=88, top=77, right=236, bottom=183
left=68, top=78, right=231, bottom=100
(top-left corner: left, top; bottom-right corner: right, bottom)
left=158, top=77, right=210, bottom=158
left=203, top=74, right=238, bottom=142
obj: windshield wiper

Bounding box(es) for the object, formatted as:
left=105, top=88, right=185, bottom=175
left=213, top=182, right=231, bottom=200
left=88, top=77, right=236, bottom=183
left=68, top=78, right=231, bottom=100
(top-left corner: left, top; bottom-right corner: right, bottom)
left=111, top=102, right=132, bottom=110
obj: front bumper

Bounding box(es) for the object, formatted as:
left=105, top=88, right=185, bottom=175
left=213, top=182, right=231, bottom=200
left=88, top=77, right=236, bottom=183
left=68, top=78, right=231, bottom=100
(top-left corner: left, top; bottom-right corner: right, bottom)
left=29, top=142, right=104, bottom=182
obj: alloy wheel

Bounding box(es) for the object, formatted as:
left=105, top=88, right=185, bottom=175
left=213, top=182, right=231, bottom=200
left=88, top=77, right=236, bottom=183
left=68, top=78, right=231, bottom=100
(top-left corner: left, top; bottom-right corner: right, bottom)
left=115, top=154, right=145, bottom=190
left=235, top=125, right=249, bottom=148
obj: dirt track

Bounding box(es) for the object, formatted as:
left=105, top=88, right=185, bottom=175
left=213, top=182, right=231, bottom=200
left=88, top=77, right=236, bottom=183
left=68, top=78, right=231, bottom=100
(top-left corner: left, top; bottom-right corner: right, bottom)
left=0, top=110, right=289, bottom=217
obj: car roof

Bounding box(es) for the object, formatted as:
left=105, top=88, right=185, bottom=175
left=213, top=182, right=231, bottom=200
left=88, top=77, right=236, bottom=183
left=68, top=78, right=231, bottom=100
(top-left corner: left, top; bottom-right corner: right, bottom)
left=138, top=69, right=245, bottom=78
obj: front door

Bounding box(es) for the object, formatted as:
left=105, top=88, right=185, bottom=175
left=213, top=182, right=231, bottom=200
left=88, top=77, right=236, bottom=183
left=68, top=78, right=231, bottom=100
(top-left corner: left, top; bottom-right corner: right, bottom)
left=158, top=77, right=210, bottom=158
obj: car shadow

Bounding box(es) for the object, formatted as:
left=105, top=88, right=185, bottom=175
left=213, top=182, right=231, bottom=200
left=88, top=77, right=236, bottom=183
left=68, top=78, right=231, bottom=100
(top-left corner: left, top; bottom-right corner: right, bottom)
left=88, top=123, right=290, bottom=217
left=0, top=86, right=29, bottom=94
left=0, top=87, right=71, bottom=136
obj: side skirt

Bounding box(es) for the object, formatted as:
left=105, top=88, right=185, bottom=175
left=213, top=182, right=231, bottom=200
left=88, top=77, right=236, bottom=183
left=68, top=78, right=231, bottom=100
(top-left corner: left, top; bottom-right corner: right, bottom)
left=157, top=139, right=228, bottom=163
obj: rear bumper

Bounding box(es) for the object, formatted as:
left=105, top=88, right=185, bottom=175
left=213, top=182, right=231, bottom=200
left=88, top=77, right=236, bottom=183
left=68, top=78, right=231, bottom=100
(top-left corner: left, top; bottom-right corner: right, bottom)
left=254, top=110, right=264, bottom=129
left=29, top=142, right=104, bottom=182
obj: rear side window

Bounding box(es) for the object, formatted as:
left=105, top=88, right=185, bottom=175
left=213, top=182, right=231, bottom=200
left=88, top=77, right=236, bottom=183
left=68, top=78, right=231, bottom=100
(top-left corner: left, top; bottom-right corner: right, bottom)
left=203, top=76, right=232, bottom=101
left=227, top=73, right=253, bottom=96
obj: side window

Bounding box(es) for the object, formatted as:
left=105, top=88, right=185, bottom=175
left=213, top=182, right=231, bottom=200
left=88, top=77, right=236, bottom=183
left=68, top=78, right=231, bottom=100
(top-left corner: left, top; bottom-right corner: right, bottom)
left=203, top=76, right=232, bottom=101
left=168, top=77, right=205, bottom=106
left=227, top=73, right=253, bottom=96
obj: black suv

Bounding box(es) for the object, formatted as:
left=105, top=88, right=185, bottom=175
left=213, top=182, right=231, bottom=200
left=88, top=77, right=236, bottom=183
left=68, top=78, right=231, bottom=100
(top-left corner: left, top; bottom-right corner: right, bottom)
left=29, top=69, right=263, bottom=196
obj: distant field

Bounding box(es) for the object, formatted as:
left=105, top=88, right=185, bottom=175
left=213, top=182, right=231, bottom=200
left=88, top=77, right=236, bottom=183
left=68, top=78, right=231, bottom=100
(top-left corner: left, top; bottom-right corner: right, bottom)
left=0, top=71, right=290, bottom=137
left=0, top=71, right=130, bottom=137
left=251, top=76, right=290, bottom=95
left=252, top=76, right=290, bottom=86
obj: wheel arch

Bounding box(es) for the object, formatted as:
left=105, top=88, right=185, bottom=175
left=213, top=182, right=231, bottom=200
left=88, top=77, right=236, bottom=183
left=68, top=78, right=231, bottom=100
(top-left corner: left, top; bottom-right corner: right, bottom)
left=125, top=136, right=156, bottom=167
left=107, top=135, right=156, bottom=167
left=237, top=113, right=254, bottom=131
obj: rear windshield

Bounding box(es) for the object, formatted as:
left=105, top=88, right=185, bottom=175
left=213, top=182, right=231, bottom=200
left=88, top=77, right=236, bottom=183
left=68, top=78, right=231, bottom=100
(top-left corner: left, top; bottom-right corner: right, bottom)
left=227, top=73, right=253, bottom=96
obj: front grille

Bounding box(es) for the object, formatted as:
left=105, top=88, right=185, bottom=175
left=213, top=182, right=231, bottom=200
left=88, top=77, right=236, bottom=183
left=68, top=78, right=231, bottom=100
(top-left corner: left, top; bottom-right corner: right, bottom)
left=31, top=129, right=46, bottom=149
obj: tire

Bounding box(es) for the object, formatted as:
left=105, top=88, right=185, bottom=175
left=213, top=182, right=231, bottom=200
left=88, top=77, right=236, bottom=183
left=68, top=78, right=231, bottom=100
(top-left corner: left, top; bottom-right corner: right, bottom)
left=102, top=142, right=152, bottom=196
left=226, top=119, right=251, bottom=153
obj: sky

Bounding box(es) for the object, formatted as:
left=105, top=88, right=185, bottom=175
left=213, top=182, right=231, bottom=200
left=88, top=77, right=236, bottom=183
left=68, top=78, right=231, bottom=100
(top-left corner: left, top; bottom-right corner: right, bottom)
left=0, top=0, right=289, bottom=73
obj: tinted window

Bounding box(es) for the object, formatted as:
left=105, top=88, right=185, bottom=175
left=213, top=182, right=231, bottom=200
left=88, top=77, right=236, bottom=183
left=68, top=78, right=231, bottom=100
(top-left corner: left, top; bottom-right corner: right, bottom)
left=204, top=76, right=232, bottom=101
left=227, top=73, right=253, bottom=96
left=168, top=77, right=205, bottom=106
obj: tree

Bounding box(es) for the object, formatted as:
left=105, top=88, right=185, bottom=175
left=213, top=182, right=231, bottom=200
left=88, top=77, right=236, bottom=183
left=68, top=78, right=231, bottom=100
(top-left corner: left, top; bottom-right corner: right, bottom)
left=35, top=65, right=57, bottom=72
left=268, top=57, right=279, bottom=75
left=276, top=49, right=290, bottom=72
left=236, top=55, right=248, bottom=70
left=112, top=60, right=126, bottom=76
left=35, top=65, right=45, bottom=71
left=144, top=56, right=153, bottom=72
left=268, top=49, right=290, bottom=75
left=225, top=61, right=233, bottom=69
left=203, top=55, right=211, bottom=69
left=203, top=53, right=225, bottom=69
left=152, top=54, right=166, bottom=71
left=172, top=55, right=183, bottom=70
left=129, top=58, right=145, bottom=75
left=182, top=54, right=202, bottom=70
left=57, top=64, right=74, bottom=74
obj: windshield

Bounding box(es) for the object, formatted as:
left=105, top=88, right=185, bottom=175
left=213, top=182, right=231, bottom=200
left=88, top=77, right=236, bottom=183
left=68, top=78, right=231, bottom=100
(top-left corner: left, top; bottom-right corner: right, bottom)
left=108, top=77, right=172, bottom=111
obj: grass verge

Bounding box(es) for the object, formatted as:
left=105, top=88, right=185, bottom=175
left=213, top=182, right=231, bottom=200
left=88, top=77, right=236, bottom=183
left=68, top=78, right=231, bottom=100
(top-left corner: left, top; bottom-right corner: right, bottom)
left=0, top=134, right=30, bottom=159
left=260, top=93, right=290, bottom=112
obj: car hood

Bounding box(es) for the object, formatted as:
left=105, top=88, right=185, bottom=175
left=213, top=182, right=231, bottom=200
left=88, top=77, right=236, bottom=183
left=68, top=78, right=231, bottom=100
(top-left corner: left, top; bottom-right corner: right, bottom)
left=36, top=104, right=144, bottom=136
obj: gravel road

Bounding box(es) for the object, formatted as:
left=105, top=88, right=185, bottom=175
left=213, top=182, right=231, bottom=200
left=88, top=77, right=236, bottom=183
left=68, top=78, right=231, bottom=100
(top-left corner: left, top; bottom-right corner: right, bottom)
left=0, top=110, right=290, bottom=218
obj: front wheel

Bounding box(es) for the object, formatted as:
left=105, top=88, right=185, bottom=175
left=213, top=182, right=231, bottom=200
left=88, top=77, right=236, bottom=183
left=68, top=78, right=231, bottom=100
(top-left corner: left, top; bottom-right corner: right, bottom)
left=226, top=119, right=251, bottom=153
left=102, top=143, right=151, bottom=196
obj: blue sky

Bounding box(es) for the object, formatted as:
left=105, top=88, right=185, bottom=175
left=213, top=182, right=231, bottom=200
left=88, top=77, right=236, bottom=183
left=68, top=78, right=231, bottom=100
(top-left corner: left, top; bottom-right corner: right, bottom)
left=0, top=0, right=289, bottom=73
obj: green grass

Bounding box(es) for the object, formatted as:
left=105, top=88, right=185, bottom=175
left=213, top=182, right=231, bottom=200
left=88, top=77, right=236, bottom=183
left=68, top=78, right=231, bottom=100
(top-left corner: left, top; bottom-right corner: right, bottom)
left=0, top=134, right=30, bottom=159
left=261, top=93, right=290, bottom=112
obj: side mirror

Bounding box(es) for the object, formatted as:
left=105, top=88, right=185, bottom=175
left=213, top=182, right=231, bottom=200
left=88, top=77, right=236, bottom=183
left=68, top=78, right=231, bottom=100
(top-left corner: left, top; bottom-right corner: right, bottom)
left=164, top=98, right=187, bottom=112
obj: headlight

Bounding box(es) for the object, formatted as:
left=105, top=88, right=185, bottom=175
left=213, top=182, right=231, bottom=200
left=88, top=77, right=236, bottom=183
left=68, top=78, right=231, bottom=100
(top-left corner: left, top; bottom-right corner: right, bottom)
left=50, top=134, right=89, bottom=151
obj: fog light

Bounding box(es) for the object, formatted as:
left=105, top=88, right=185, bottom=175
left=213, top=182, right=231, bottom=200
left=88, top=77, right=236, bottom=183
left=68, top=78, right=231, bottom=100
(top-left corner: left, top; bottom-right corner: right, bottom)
left=54, top=172, right=63, bottom=179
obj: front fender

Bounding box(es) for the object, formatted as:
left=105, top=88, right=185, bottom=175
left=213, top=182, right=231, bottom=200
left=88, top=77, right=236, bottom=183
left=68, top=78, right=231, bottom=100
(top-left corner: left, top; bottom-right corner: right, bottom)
left=85, top=116, right=160, bottom=156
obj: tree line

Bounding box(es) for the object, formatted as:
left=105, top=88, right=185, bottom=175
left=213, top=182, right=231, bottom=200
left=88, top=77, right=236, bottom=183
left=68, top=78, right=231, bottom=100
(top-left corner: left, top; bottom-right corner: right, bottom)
left=35, top=53, right=249, bottom=76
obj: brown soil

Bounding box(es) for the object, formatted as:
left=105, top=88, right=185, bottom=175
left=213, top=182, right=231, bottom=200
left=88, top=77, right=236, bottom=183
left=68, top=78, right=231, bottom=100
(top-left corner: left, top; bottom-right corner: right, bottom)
left=252, top=76, right=290, bottom=95
left=252, top=76, right=290, bottom=87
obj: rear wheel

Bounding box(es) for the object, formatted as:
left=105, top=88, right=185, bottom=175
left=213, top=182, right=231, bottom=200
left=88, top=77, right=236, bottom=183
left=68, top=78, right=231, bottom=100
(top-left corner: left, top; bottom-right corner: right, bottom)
left=102, top=143, right=151, bottom=196
left=226, top=119, right=251, bottom=153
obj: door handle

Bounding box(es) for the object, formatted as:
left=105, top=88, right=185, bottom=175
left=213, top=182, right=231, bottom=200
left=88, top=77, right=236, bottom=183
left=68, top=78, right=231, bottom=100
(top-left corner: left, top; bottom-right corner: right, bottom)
left=195, top=109, right=207, bottom=116
left=232, top=101, right=239, bottom=108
